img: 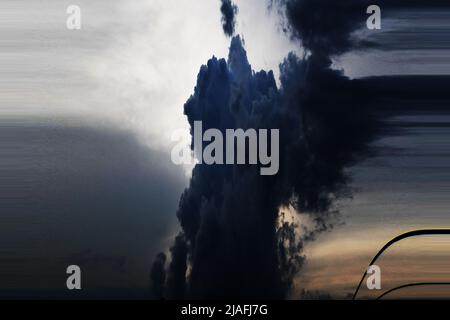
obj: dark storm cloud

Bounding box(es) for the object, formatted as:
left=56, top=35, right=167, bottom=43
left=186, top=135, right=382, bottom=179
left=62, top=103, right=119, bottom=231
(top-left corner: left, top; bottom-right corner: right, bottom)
left=272, top=0, right=450, bottom=58
left=165, top=233, right=188, bottom=299
left=274, top=0, right=371, bottom=58
left=220, top=0, right=238, bottom=37
left=0, top=121, right=186, bottom=298
left=149, top=252, right=166, bottom=299
left=152, top=36, right=382, bottom=299
left=151, top=0, right=450, bottom=300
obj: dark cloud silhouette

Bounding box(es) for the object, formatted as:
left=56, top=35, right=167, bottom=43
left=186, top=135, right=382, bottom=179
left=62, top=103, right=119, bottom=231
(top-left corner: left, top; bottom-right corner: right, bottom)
left=273, top=0, right=450, bottom=59
left=151, top=0, right=450, bottom=300
left=275, top=0, right=371, bottom=58
left=152, top=35, right=381, bottom=299
left=165, top=233, right=188, bottom=299
left=220, top=0, right=238, bottom=37
left=149, top=253, right=166, bottom=299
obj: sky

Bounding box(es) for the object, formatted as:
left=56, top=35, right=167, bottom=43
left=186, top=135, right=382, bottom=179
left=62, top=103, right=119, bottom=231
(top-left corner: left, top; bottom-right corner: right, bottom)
left=2, top=0, right=450, bottom=299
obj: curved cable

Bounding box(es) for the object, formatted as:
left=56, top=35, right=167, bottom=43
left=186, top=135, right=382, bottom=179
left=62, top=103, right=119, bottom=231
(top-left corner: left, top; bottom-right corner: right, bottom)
left=376, top=282, right=450, bottom=300
left=352, top=229, right=450, bottom=300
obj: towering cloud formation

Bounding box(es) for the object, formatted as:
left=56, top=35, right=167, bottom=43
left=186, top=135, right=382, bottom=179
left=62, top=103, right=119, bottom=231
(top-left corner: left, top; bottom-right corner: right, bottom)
left=150, top=0, right=448, bottom=299
left=151, top=32, right=381, bottom=298
left=220, top=0, right=238, bottom=37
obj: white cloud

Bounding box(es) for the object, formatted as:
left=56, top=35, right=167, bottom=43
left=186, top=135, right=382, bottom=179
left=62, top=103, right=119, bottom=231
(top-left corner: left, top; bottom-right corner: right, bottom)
left=2, top=0, right=298, bottom=150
